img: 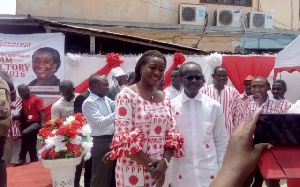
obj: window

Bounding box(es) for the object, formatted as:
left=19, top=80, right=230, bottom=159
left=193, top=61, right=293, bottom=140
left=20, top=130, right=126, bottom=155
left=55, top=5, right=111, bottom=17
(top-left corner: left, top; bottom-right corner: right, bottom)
left=200, top=0, right=252, bottom=6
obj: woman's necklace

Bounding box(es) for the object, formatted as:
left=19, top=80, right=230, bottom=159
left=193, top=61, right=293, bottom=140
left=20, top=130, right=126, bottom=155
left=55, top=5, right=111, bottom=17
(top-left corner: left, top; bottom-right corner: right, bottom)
left=138, top=82, right=157, bottom=100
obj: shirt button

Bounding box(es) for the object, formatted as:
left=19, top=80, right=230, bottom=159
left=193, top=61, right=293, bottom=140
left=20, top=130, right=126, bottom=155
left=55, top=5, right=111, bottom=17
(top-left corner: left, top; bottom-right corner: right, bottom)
left=210, top=175, right=214, bottom=179
left=179, top=175, right=182, bottom=179
left=206, top=144, right=209, bottom=148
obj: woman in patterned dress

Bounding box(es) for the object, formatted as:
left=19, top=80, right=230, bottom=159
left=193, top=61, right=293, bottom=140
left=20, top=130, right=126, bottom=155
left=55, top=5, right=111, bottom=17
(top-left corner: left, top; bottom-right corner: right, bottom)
left=109, top=50, right=184, bottom=187
left=3, top=90, right=22, bottom=163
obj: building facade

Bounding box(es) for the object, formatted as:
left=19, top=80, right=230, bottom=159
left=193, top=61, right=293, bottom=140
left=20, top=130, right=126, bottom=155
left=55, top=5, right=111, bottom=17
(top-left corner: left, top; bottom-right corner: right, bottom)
left=16, top=0, right=300, bottom=52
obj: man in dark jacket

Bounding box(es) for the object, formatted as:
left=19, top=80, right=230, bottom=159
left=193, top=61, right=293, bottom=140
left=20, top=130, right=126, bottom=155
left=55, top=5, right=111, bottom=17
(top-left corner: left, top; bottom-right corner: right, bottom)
left=0, top=70, right=14, bottom=187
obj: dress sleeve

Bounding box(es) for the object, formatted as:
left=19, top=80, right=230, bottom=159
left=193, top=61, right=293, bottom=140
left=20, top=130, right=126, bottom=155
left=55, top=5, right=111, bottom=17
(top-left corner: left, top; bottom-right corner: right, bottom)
left=110, top=89, right=146, bottom=159
left=164, top=98, right=184, bottom=158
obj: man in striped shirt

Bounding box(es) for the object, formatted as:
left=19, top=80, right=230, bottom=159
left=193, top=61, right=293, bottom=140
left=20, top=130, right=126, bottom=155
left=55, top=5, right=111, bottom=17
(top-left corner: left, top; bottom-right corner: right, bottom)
left=244, top=76, right=291, bottom=120
left=241, top=75, right=254, bottom=108
left=245, top=76, right=291, bottom=187
left=200, top=66, right=245, bottom=136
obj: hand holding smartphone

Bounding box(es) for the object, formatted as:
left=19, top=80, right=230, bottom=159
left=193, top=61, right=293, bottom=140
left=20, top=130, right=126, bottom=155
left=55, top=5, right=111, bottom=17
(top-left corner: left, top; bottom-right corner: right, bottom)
left=254, top=114, right=300, bottom=146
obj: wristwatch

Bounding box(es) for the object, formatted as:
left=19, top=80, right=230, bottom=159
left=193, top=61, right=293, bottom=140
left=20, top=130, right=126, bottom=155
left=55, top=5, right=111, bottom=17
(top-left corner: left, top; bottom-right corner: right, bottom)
left=162, top=158, right=170, bottom=167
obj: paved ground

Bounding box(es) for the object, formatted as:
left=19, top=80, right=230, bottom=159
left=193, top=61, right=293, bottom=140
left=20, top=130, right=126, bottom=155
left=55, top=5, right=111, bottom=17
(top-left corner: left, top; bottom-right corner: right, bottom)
left=79, top=173, right=287, bottom=187
left=8, top=140, right=288, bottom=187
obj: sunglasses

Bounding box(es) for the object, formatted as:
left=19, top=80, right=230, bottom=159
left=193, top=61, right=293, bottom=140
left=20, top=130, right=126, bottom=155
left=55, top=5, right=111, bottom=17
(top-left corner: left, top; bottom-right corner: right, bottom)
left=184, top=75, right=203, bottom=81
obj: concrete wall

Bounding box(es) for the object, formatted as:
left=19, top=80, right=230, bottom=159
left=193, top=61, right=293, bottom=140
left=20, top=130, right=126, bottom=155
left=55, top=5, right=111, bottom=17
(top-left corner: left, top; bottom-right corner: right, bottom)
left=16, top=0, right=299, bottom=30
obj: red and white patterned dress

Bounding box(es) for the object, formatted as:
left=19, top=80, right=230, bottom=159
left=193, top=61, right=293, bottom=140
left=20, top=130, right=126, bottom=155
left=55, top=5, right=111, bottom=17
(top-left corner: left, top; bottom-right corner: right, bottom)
left=7, top=97, right=22, bottom=138
left=110, top=87, right=184, bottom=187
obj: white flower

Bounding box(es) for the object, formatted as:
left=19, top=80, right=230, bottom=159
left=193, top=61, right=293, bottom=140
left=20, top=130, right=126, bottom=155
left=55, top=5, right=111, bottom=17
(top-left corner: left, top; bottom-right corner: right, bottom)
left=67, top=53, right=81, bottom=66
left=82, top=142, right=93, bottom=153
left=207, top=52, right=222, bottom=68
left=70, top=135, right=82, bottom=145
left=84, top=152, right=91, bottom=160
left=87, top=136, right=93, bottom=142
left=81, top=125, right=92, bottom=136
left=38, top=147, right=46, bottom=159
left=52, top=129, right=57, bottom=134
left=53, top=136, right=67, bottom=152
left=65, top=116, right=76, bottom=124
left=45, top=137, right=55, bottom=150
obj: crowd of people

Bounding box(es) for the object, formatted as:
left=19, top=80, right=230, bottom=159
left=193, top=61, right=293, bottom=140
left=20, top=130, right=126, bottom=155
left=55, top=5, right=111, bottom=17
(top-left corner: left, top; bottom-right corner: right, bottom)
left=0, top=49, right=300, bottom=187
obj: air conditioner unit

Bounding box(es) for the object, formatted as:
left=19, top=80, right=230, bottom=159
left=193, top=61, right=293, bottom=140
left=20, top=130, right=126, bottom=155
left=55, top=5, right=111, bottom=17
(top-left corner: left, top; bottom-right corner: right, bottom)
left=215, top=8, right=242, bottom=27
left=179, top=4, right=205, bottom=25
left=247, top=12, right=273, bottom=28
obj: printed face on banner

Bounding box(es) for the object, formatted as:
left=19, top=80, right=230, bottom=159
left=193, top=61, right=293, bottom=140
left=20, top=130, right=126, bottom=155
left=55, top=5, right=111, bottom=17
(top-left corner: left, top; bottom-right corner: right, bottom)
left=0, top=33, right=65, bottom=97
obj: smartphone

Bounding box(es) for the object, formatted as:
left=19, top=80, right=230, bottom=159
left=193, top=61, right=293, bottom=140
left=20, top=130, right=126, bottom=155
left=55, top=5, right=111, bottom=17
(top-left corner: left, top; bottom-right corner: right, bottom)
left=254, top=114, right=300, bottom=146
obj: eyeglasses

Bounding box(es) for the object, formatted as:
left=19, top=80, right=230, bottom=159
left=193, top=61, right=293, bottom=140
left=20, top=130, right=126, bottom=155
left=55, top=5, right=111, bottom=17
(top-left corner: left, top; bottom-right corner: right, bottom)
left=184, top=75, right=203, bottom=81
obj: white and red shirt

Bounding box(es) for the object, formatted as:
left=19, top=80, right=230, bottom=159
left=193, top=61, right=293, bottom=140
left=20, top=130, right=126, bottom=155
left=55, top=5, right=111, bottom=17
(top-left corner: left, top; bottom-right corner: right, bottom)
left=244, top=97, right=291, bottom=120
left=169, top=92, right=228, bottom=187
left=200, top=84, right=245, bottom=136
left=241, top=92, right=252, bottom=109
left=110, top=87, right=184, bottom=187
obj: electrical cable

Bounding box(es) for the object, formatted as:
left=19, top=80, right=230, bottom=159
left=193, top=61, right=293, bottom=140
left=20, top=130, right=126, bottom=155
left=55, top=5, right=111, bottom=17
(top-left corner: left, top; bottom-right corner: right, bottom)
left=195, top=12, right=209, bottom=47
left=241, top=15, right=247, bottom=50
left=138, top=0, right=178, bottom=12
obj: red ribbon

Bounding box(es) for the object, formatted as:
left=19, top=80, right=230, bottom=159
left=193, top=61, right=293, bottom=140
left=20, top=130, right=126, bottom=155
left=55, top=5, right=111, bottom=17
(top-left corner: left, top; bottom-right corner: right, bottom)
left=106, top=53, right=124, bottom=68
left=164, top=52, right=185, bottom=88
left=74, top=53, right=124, bottom=93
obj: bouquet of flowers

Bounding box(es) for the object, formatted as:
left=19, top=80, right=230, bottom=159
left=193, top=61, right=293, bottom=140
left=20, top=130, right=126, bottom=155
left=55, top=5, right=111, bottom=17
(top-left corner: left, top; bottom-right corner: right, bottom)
left=38, top=113, right=93, bottom=161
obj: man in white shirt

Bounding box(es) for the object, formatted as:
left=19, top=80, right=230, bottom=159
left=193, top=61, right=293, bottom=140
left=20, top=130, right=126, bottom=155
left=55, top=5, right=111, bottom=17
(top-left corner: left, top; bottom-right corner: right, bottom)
left=165, top=67, right=181, bottom=100
left=82, top=74, right=115, bottom=187
left=169, top=62, right=228, bottom=187
left=51, top=80, right=78, bottom=120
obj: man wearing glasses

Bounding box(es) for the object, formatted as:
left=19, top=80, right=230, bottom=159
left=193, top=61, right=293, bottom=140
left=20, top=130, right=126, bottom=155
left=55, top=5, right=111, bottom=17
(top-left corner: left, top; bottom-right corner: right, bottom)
left=200, top=66, right=245, bottom=136
left=167, top=62, right=228, bottom=187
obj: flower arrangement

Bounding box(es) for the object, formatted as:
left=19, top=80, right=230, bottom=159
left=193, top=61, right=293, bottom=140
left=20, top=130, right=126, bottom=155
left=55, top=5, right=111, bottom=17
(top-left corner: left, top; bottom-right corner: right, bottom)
left=38, top=113, right=93, bottom=161
left=207, top=52, right=222, bottom=68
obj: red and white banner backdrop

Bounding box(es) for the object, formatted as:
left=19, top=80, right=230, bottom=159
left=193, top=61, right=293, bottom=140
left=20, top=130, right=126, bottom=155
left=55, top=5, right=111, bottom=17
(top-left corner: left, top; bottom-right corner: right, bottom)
left=222, top=55, right=276, bottom=93
left=0, top=33, right=65, bottom=97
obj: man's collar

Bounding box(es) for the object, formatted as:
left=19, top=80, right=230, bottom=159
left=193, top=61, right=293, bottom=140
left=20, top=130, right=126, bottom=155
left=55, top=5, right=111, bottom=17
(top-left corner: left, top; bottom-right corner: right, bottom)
left=63, top=93, right=78, bottom=102
left=89, top=92, right=104, bottom=100
left=171, top=85, right=181, bottom=92
left=181, top=91, right=202, bottom=103
left=243, top=92, right=251, bottom=98
left=260, top=96, right=269, bottom=106
left=252, top=95, right=269, bottom=105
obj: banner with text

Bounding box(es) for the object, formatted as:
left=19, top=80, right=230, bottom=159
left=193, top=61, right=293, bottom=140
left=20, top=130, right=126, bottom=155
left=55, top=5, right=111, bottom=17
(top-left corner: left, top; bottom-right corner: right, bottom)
left=0, top=33, right=65, bottom=96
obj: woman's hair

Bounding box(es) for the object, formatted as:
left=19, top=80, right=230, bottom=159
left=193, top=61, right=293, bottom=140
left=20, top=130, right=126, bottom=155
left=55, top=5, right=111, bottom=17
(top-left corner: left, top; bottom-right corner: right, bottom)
left=132, top=50, right=166, bottom=85
left=273, top=79, right=287, bottom=92
left=32, top=47, right=61, bottom=73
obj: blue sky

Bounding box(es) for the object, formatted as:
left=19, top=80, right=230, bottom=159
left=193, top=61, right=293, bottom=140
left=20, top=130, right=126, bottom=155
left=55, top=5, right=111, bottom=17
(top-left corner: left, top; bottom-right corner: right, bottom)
left=0, top=0, right=16, bottom=15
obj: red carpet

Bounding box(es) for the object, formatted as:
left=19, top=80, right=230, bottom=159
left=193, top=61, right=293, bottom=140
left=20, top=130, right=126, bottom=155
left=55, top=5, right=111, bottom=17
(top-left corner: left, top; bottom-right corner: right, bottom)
left=7, top=162, right=52, bottom=187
